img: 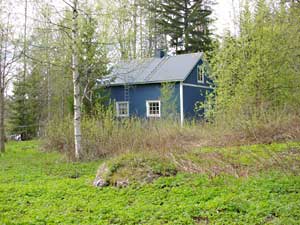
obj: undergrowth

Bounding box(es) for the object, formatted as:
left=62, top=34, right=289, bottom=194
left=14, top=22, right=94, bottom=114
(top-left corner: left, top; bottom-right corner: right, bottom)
left=95, top=141, right=300, bottom=186
left=1, top=141, right=300, bottom=224
left=43, top=109, right=300, bottom=161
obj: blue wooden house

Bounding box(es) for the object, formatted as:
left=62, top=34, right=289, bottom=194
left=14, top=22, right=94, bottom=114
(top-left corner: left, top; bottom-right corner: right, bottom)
left=99, top=50, right=213, bottom=125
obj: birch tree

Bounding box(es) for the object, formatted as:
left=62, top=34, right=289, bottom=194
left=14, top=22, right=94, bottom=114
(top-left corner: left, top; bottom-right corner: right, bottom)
left=208, top=0, right=300, bottom=122
left=70, top=0, right=82, bottom=160
left=0, top=2, right=20, bottom=152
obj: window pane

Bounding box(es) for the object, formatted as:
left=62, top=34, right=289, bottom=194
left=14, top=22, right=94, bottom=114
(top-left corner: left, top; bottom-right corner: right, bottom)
left=148, top=101, right=160, bottom=116
left=117, top=102, right=128, bottom=116
left=198, top=66, right=204, bottom=83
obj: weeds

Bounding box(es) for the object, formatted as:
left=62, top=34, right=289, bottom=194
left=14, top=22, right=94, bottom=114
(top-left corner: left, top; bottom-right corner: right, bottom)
left=97, top=142, right=300, bottom=184
left=43, top=107, right=300, bottom=161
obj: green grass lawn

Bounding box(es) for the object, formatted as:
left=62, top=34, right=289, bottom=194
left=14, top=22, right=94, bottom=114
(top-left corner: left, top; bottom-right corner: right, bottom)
left=1, top=141, right=300, bottom=224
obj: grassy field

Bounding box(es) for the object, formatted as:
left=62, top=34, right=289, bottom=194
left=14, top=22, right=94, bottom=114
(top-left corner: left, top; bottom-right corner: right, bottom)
left=1, top=141, right=300, bottom=224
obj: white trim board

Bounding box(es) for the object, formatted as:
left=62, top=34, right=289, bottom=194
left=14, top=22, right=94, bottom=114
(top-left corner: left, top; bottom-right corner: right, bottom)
left=146, top=100, right=161, bottom=118
left=116, top=101, right=129, bottom=117
left=180, top=82, right=184, bottom=126
left=197, top=65, right=205, bottom=84
left=182, top=83, right=214, bottom=89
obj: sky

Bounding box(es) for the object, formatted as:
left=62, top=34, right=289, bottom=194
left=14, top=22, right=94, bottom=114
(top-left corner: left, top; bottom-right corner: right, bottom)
left=9, top=0, right=239, bottom=36
left=212, top=0, right=241, bottom=36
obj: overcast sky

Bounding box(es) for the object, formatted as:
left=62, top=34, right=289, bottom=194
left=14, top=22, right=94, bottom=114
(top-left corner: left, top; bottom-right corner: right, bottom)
left=8, top=0, right=239, bottom=36
left=212, top=0, right=241, bottom=36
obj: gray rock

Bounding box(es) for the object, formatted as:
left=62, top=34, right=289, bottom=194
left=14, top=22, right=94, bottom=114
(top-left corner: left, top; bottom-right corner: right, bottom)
left=93, top=163, right=109, bottom=187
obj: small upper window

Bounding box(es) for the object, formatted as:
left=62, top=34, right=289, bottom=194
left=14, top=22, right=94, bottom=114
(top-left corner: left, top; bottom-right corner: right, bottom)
left=197, top=65, right=205, bottom=83
left=146, top=100, right=161, bottom=117
left=116, top=101, right=129, bottom=117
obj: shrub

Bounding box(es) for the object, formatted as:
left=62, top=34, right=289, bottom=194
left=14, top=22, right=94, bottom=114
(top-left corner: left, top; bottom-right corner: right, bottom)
left=43, top=108, right=189, bottom=160
left=43, top=106, right=300, bottom=161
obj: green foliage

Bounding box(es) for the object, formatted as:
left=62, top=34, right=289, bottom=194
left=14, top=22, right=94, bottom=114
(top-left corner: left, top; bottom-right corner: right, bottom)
left=77, top=5, right=109, bottom=115
left=209, top=0, right=300, bottom=123
left=153, top=0, right=214, bottom=53
left=182, top=141, right=300, bottom=177
left=1, top=141, right=300, bottom=224
left=9, top=75, right=41, bottom=140
left=8, top=2, right=111, bottom=135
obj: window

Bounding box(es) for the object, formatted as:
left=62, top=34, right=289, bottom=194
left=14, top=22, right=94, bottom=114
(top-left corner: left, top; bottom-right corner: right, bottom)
left=197, top=65, right=205, bottom=83
left=146, top=100, right=161, bottom=117
left=116, top=101, right=129, bottom=117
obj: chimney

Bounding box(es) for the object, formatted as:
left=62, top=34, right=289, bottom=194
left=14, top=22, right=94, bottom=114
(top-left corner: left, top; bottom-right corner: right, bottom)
left=154, top=49, right=165, bottom=58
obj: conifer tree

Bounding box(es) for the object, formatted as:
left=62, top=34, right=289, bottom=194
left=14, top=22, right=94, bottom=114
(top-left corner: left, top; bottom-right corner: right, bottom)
left=77, top=6, right=109, bottom=115
left=9, top=76, right=40, bottom=140
left=154, top=0, right=214, bottom=54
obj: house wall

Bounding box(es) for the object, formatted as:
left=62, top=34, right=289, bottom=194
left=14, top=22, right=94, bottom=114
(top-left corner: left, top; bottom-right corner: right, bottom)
left=106, top=58, right=213, bottom=120
left=108, top=83, right=180, bottom=118
left=183, top=59, right=213, bottom=119
left=182, top=86, right=207, bottom=119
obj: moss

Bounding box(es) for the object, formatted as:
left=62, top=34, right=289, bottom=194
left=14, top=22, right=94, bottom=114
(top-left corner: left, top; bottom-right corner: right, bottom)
left=101, top=153, right=177, bottom=185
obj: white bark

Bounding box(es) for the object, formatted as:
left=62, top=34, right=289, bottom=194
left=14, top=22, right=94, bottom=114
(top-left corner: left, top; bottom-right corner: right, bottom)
left=0, top=27, right=4, bottom=153
left=0, top=1, right=6, bottom=153
left=0, top=82, right=4, bottom=153
left=23, top=0, right=27, bottom=82
left=72, top=0, right=82, bottom=160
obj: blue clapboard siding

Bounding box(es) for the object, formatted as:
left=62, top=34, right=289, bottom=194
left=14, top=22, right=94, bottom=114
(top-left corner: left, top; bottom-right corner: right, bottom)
left=108, top=83, right=180, bottom=118
left=183, top=59, right=211, bottom=87
left=183, top=86, right=206, bottom=118
left=184, top=59, right=203, bottom=85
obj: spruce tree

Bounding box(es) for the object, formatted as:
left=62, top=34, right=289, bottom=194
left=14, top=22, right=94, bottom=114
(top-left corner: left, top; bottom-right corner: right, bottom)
left=9, top=75, right=41, bottom=140
left=77, top=7, right=109, bottom=115
left=153, top=0, right=214, bottom=54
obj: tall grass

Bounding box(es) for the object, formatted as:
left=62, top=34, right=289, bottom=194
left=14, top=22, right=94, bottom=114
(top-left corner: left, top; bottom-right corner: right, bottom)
left=43, top=109, right=186, bottom=160
left=43, top=107, right=300, bottom=161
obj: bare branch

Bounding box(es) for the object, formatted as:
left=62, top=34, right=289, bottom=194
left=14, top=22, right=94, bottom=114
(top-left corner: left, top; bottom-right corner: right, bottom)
left=61, top=0, right=74, bottom=9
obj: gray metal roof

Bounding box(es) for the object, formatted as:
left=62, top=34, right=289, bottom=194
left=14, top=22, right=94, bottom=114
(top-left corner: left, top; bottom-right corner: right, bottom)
left=103, top=52, right=203, bottom=86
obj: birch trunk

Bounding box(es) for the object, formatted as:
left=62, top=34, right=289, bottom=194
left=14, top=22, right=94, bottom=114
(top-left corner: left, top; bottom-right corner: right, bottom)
left=72, top=0, right=82, bottom=160
left=0, top=85, right=4, bottom=153
left=0, top=11, right=5, bottom=153
left=133, top=0, right=137, bottom=59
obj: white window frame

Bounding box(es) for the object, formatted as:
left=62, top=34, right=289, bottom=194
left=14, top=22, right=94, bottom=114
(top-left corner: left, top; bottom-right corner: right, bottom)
left=116, top=101, right=129, bottom=117
left=197, top=65, right=205, bottom=84
left=146, top=100, right=161, bottom=118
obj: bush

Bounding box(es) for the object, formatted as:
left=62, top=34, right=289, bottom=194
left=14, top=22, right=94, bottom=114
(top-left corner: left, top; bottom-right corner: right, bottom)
left=43, top=106, right=300, bottom=161
left=43, top=108, right=188, bottom=160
